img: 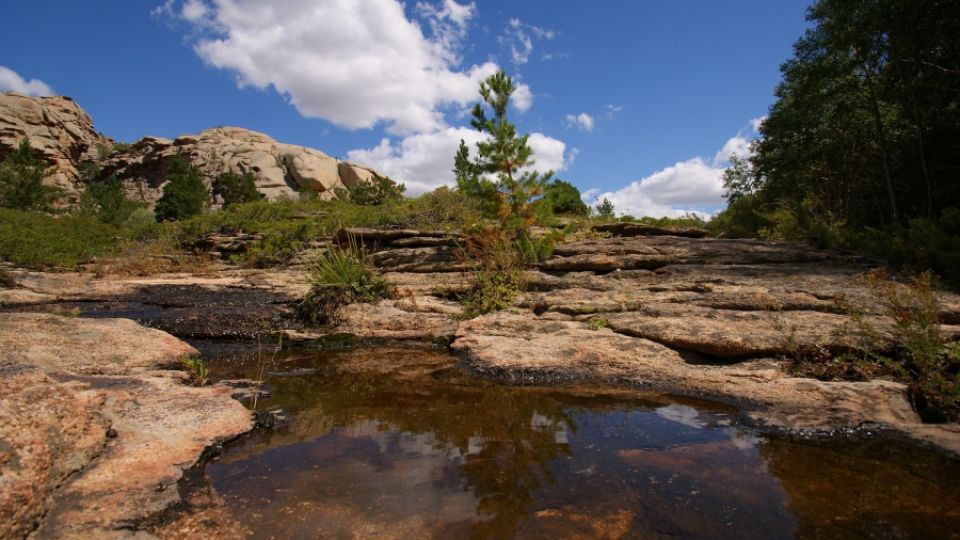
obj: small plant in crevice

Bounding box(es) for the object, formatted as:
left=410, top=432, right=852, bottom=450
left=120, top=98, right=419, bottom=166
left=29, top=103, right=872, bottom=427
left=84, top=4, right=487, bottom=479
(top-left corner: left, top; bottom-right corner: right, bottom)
left=179, top=356, right=210, bottom=386
left=588, top=318, right=610, bottom=331
left=251, top=333, right=283, bottom=422
left=789, top=269, right=959, bottom=422
left=296, top=235, right=392, bottom=325
left=458, top=225, right=527, bottom=319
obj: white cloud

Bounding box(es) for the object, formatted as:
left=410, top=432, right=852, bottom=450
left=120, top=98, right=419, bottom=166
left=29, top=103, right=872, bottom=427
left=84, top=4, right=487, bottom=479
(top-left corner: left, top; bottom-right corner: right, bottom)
left=347, top=127, right=569, bottom=195
left=164, top=0, right=506, bottom=135
left=180, top=0, right=208, bottom=21
left=588, top=129, right=758, bottom=218
left=512, top=83, right=533, bottom=112
left=750, top=116, right=766, bottom=132
left=499, top=17, right=556, bottom=66
left=0, top=66, right=53, bottom=96
left=565, top=112, right=594, bottom=132
left=604, top=104, right=622, bottom=119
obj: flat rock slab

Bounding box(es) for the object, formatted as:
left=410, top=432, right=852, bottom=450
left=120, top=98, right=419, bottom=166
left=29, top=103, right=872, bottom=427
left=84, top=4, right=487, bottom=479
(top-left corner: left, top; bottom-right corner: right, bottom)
left=0, top=313, right=197, bottom=375
left=451, top=312, right=943, bottom=450
left=0, top=314, right=253, bottom=537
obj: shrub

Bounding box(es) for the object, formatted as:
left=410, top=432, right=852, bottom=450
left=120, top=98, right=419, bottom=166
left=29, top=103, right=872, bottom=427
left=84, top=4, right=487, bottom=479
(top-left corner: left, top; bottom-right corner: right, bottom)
left=80, top=175, right=143, bottom=225
left=459, top=226, right=526, bottom=319
left=796, top=269, right=960, bottom=421
left=212, top=170, right=263, bottom=206
left=543, top=179, right=588, bottom=215
left=155, top=155, right=208, bottom=222
left=0, top=139, right=60, bottom=211
left=345, top=174, right=405, bottom=206
left=296, top=237, right=391, bottom=325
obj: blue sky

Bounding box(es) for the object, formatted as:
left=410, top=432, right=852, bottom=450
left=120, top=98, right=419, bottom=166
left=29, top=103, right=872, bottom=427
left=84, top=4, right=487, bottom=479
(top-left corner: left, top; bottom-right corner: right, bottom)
left=2, top=0, right=811, bottom=216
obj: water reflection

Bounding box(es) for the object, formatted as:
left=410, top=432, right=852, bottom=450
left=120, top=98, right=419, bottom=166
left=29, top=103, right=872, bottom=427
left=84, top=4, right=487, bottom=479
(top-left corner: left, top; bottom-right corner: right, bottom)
left=201, top=346, right=960, bottom=539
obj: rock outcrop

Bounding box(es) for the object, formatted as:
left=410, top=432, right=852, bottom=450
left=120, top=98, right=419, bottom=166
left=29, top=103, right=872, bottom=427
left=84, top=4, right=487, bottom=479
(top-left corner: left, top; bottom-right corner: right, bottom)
left=0, top=313, right=253, bottom=538
left=0, top=93, right=111, bottom=198
left=99, top=126, right=383, bottom=205
left=0, top=93, right=385, bottom=206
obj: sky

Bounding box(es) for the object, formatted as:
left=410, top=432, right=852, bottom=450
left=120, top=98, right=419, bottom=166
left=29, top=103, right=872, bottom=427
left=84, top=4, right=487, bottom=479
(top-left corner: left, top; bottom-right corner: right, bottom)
left=2, top=0, right=812, bottom=217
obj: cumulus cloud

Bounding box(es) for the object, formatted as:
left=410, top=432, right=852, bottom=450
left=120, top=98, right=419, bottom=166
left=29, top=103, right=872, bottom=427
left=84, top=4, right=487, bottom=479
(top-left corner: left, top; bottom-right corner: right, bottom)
left=588, top=126, right=758, bottom=218
left=565, top=112, right=594, bottom=132
left=499, top=17, right=556, bottom=65
left=347, top=128, right=570, bottom=195
left=0, top=66, right=53, bottom=96
left=161, top=0, right=508, bottom=135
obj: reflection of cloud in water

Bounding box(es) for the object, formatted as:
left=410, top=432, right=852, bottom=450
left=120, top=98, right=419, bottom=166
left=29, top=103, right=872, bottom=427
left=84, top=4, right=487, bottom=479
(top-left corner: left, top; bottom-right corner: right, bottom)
left=531, top=412, right=570, bottom=444
left=655, top=404, right=706, bottom=429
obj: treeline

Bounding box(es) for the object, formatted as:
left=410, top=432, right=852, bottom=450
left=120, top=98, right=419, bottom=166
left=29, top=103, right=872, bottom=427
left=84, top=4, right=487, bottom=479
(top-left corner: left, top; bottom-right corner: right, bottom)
left=715, top=0, right=960, bottom=285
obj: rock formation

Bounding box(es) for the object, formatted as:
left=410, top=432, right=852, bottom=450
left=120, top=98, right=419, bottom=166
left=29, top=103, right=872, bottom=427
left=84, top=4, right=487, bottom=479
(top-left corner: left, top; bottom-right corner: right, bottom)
left=0, top=93, right=111, bottom=199
left=0, top=92, right=383, bottom=205
left=98, top=126, right=382, bottom=205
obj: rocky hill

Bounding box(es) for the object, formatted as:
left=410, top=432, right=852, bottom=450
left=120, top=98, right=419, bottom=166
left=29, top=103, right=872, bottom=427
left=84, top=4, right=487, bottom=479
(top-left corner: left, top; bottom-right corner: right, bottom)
left=0, top=92, right=382, bottom=205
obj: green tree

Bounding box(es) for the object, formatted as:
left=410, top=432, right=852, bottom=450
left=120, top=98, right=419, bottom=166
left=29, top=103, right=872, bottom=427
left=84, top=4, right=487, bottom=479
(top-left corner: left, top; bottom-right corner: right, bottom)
left=0, top=139, right=60, bottom=211
left=468, top=70, right=552, bottom=231
left=212, top=170, right=263, bottom=206
left=154, top=155, right=208, bottom=222
left=595, top=197, right=615, bottom=219
left=346, top=174, right=406, bottom=205
left=543, top=179, right=588, bottom=215
left=454, top=139, right=498, bottom=217
left=81, top=175, right=141, bottom=225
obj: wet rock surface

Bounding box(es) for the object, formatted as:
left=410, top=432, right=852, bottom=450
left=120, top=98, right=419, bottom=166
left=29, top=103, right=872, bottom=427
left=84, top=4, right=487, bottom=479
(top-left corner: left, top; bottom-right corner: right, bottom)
left=0, top=314, right=252, bottom=538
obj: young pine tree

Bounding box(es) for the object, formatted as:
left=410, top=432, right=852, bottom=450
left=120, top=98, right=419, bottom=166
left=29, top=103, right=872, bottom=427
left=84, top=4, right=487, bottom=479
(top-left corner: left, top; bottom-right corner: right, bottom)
left=466, top=70, right=553, bottom=231
left=0, top=139, right=59, bottom=211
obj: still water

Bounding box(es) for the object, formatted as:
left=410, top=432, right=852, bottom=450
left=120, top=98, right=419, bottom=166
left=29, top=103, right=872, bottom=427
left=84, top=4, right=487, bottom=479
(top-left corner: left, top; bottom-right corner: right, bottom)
left=199, top=344, right=960, bottom=539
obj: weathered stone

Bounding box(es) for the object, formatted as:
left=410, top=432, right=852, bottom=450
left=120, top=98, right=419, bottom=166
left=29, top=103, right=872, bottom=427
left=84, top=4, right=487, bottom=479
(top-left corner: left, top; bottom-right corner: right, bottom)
left=593, top=221, right=710, bottom=238
left=451, top=312, right=924, bottom=438
left=333, top=298, right=461, bottom=340
left=370, top=246, right=466, bottom=273
left=0, top=314, right=252, bottom=537
left=0, top=93, right=111, bottom=199
left=0, top=313, right=198, bottom=374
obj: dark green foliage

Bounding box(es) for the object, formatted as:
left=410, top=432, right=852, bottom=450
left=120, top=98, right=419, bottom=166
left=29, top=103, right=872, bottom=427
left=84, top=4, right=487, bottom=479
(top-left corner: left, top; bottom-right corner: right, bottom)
left=81, top=175, right=142, bottom=225
left=454, top=139, right=499, bottom=217
left=346, top=174, right=405, bottom=205
left=297, top=237, right=391, bottom=325
left=595, top=198, right=615, bottom=219
left=212, top=170, right=263, bottom=206
left=155, top=155, right=208, bottom=222
left=712, top=0, right=960, bottom=285
left=0, top=139, right=60, bottom=211
left=543, top=179, right=588, bottom=215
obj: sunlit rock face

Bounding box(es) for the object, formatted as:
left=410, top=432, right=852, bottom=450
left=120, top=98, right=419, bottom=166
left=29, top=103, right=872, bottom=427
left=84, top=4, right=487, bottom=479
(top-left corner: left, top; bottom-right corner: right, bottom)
left=0, top=93, right=384, bottom=206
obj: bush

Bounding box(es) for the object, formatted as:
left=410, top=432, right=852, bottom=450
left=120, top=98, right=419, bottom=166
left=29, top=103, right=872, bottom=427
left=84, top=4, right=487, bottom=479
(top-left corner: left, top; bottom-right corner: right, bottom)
left=155, top=155, right=208, bottom=222
left=80, top=175, right=143, bottom=225
left=595, top=198, right=615, bottom=219
left=459, top=226, right=526, bottom=318
left=212, top=170, right=263, bottom=207
left=343, top=174, right=405, bottom=206
left=796, top=269, right=960, bottom=422
left=296, top=237, right=391, bottom=325
left=0, top=139, right=60, bottom=211
left=543, top=179, right=588, bottom=215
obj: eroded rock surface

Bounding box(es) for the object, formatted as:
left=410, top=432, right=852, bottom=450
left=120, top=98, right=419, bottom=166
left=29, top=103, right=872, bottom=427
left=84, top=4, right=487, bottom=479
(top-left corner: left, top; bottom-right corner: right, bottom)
left=0, top=93, right=110, bottom=198
left=0, top=314, right=252, bottom=538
